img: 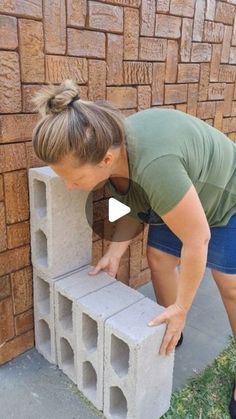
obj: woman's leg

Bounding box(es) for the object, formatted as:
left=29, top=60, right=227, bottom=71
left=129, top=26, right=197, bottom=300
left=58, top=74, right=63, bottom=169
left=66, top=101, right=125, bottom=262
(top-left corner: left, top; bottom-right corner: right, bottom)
left=146, top=245, right=180, bottom=307
left=211, top=269, right=236, bottom=400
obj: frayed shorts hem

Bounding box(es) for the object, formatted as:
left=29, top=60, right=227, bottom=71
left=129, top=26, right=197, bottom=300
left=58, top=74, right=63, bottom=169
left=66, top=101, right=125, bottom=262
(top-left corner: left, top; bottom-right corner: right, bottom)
left=147, top=241, right=181, bottom=259
left=205, top=262, right=236, bottom=274
left=147, top=241, right=236, bottom=275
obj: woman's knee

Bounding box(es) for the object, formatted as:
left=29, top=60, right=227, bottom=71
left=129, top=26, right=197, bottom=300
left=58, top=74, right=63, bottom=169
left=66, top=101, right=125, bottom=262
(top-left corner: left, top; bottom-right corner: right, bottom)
left=146, top=245, right=180, bottom=270
left=211, top=269, right=236, bottom=300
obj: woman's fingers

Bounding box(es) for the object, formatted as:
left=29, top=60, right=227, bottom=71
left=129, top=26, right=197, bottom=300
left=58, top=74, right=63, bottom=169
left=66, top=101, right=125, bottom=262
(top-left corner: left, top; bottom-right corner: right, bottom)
left=88, top=255, right=120, bottom=278
left=159, top=330, right=172, bottom=355
left=88, top=264, right=101, bottom=275
left=148, top=304, right=187, bottom=355
left=159, top=329, right=181, bottom=355
left=166, top=334, right=181, bottom=355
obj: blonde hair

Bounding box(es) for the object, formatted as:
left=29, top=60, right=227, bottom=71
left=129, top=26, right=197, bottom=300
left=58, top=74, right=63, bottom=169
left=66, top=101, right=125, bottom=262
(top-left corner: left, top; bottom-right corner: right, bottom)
left=31, top=79, right=127, bottom=166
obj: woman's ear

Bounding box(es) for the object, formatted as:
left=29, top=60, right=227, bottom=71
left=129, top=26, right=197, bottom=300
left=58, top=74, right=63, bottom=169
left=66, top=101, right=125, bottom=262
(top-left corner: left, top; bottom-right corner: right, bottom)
left=101, top=149, right=115, bottom=167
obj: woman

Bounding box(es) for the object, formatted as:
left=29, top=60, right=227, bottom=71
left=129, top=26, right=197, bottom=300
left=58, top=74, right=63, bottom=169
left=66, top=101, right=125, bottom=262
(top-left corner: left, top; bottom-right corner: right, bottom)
left=32, top=79, right=236, bottom=417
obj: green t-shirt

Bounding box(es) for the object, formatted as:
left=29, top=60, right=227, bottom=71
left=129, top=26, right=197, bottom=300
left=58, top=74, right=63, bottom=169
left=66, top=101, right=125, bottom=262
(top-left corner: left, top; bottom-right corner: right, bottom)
left=107, top=108, right=236, bottom=227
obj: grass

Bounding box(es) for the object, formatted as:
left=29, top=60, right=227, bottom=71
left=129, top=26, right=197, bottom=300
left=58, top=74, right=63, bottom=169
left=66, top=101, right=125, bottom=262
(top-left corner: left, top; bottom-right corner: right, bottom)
left=68, top=382, right=106, bottom=418
left=162, top=335, right=236, bottom=419
left=67, top=336, right=235, bottom=419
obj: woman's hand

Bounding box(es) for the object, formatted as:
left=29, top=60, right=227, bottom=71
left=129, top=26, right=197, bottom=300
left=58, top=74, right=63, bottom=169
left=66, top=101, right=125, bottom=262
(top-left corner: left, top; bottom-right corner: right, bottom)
left=148, top=303, right=187, bottom=356
left=88, top=216, right=140, bottom=278
left=88, top=251, right=121, bottom=278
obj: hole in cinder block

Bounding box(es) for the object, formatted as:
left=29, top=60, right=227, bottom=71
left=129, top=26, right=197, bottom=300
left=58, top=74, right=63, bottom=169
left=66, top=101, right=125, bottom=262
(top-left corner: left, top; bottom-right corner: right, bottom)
left=35, top=230, right=48, bottom=267
left=82, top=361, right=97, bottom=401
left=110, top=335, right=130, bottom=378
left=82, top=313, right=98, bottom=351
left=36, top=276, right=50, bottom=315
left=60, top=337, right=74, bottom=377
left=37, top=319, right=51, bottom=356
left=58, top=293, right=73, bottom=331
left=34, top=179, right=47, bottom=218
left=109, top=386, right=127, bottom=418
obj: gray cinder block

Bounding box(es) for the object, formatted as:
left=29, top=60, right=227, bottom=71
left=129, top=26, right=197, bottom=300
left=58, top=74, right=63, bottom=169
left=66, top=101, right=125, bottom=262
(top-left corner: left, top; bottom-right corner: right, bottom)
left=33, top=265, right=88, bottom=365
left=54, top=265, right=117, bottom=383
left=74, top=281, right=145, bottom=410
left=33, top=267, right=59, bottom=365
left=104, top=298, right=174, bottom=419
left=28, top=166, right=93, bottom=278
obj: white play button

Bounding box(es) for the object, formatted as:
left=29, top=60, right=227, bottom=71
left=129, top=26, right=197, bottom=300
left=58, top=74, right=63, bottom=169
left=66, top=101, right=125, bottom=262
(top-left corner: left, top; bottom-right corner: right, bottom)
left=85, top=176, right=148, bottom=241
left=108, top=197, right=131, bottom=222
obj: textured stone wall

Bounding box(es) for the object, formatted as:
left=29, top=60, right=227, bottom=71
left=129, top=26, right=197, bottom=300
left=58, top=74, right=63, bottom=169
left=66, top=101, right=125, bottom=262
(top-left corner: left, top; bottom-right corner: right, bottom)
left=1, top=0, right=236, bottom=363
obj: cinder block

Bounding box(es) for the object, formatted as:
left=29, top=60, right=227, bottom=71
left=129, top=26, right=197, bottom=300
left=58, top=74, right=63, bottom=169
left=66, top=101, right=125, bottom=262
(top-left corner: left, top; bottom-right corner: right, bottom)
left=28, top=166, right=92, bottom=278
left=33, top=265, right=87, bottom=365
left=104, top=298, right=174, bottom=419
left=54, top=265, right=117, bottom=383
left=74, top=281, right=145, bottom=410
left=33, top=267, right=58, bottom=364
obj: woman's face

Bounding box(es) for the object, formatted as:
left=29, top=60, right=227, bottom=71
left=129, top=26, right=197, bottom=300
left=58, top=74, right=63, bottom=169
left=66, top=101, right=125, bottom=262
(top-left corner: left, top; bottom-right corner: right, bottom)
left=50, top=151, right=114, bottom=192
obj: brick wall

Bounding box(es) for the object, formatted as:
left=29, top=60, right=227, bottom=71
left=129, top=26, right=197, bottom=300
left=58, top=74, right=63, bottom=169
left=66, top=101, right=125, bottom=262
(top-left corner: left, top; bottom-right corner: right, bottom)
left=1, top=0, right=236, bottom=363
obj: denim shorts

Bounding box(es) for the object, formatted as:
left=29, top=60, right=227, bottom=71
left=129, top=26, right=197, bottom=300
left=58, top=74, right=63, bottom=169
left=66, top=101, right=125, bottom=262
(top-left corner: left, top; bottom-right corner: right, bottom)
left=147, top=212, right=236, bottom=274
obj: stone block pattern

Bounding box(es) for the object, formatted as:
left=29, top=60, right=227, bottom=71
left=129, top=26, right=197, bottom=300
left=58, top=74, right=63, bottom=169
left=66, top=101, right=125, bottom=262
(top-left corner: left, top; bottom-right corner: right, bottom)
left=1, top=0, right=236, bottom=363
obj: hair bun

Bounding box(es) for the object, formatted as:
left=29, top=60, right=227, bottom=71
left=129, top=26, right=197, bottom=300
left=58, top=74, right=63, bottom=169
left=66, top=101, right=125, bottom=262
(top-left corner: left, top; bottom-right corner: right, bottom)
left=31, top=79, right=80, bottom=116
left=68, top=94, right=81, bottom=106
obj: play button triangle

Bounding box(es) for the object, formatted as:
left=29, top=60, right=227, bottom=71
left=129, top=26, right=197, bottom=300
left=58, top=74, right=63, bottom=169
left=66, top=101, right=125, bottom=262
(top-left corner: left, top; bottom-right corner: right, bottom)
left=108, top=197, right=131, bottom=222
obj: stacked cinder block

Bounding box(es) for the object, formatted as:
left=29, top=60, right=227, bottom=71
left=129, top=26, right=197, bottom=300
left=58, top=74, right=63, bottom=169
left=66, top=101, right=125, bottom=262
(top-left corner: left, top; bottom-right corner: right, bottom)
left=32, top=266, right=85, bottom=365
left=28, top=166, right=93, bottom=364
left=74, top=278, right=145, bottom=410
left=28, top=166, right=92, bottom=277
left=104, top=298, right=173, bottom=419
left=29, top=166, right=174, bottom=418
left=54, top=264, right=117, bottom=383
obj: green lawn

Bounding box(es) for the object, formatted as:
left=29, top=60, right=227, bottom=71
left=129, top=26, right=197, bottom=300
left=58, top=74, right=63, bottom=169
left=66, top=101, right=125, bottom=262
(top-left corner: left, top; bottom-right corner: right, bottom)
left=162, top=336, right=236, bottom=419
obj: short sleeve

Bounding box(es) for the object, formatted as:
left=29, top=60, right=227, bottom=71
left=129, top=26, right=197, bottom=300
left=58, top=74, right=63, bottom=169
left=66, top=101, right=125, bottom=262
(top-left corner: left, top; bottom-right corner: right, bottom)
left=140, top=155, right=193, bottom=216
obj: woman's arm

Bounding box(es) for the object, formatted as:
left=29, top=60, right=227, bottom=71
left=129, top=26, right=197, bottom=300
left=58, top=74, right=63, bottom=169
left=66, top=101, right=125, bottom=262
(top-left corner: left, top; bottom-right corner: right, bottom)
left=176, top=240, right=209, bottom=312
left=163, top=183, right=211, bottom=311
left=108, top=214, right=142, bottom=257
left=147, top=184, right=211, bottom=355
